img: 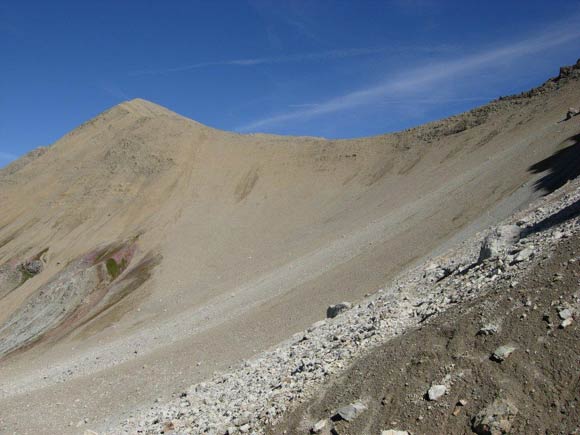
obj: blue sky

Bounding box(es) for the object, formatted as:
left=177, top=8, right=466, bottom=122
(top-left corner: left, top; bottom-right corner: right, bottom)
left=2, top=1, right=580, bottom=166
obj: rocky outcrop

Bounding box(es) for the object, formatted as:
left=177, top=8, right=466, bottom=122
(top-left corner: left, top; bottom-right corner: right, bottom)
left=478, top=225, right=521, bottom=263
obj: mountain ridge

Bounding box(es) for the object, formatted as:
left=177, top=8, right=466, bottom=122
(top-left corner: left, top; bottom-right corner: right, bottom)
left=5, top=56, right=579, bottom=179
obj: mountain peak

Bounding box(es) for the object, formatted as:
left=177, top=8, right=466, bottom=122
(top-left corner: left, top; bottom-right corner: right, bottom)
left=117, top=98, right=179, bottom=118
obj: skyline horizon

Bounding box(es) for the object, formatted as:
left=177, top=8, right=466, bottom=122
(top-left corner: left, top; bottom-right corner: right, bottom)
left=2, top=1, right=580, bottom=165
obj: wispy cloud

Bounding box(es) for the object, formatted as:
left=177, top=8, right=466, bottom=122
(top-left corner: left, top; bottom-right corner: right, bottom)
left=129, top=47, right=391, bottom=76
left=98, top=82, right=130, bottom=100
left=237, top=20, right=580, bottom=132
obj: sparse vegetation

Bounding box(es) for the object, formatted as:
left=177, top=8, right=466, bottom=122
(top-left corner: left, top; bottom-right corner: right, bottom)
left=106, top=257, right=127, bottom=280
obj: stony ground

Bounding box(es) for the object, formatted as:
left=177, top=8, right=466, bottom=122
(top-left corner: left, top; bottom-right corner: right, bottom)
left=116, top=161, right=580, bottom=433
left=270, top=195, right=580, bottom=435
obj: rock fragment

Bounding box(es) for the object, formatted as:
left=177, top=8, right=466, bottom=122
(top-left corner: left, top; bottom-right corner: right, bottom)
left=326, top=302, right=352, bottom=318
left=472, top=398, right=518, bottom=435
left=427, top=384, right=446, bottom=401
left=478, top=225, right=521, bottom=263
left=558, top=308, right=574, bottom=320
left=477, top=324, right=498, bottom=336
left=311, top=419, right=327, bottom=433
left=513, top=246, right=534, bottom=263
left=452, top=399, right=468, bottom=416
left=424, top=263, right=453, bottom=283
left=566, top=106, right=579, bottom=120
left=491, top=345, right=516, bottom=362
left=21, top=259, right=43, bottom=276
left=335, top=401, right=366, bottom=421
left=381, top=431, right=410, bottom=435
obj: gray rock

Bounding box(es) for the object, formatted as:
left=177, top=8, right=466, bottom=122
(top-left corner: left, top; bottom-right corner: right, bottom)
left=472, top=398, right=518, bottom=435
left=478, top=225, right=521, bottom=263
left=558, top=308, right=574, bottom=320
left=326, top=302, right=352, bottom=319
left=427, top=384, right=447, bottom=401
left=335, top=401, right=366, bottom=421
left=513, top=246, right=534, bottom=263
left=491, top=345, right=516, bottom=362
left=22, top=259, right=43, bottom=276
left=424, top=263, right=452, bottom=283
left=477, top=324, right=498, bottom=336
left=560, top=318, right=574, bottom=329
left=381, top=431, right=410, bottom=435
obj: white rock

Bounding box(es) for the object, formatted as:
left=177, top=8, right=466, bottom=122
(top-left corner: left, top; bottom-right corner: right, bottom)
left=311, top=419, right=327, bottom=433
left=427, top=384, right=447, bottom=401
left=559, top=308, right=574, bottom=320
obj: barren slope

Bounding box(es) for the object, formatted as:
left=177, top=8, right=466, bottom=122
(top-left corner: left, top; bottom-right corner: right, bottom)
left=0, top=62, right=579, bottom=433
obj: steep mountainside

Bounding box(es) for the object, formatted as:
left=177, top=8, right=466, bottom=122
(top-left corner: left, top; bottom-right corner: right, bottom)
left=0, top=61, right=579, bottom=434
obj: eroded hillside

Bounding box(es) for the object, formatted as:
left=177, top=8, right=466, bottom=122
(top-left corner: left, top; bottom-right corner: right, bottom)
left=0, top=61, right=579, bottom=434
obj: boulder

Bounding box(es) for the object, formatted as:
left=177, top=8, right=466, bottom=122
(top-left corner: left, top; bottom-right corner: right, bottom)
left=326, top=302, right=352, bottom=319
left=472, top=399, right=518, bottom=435
left=478, top=225, right=521, bottom=263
